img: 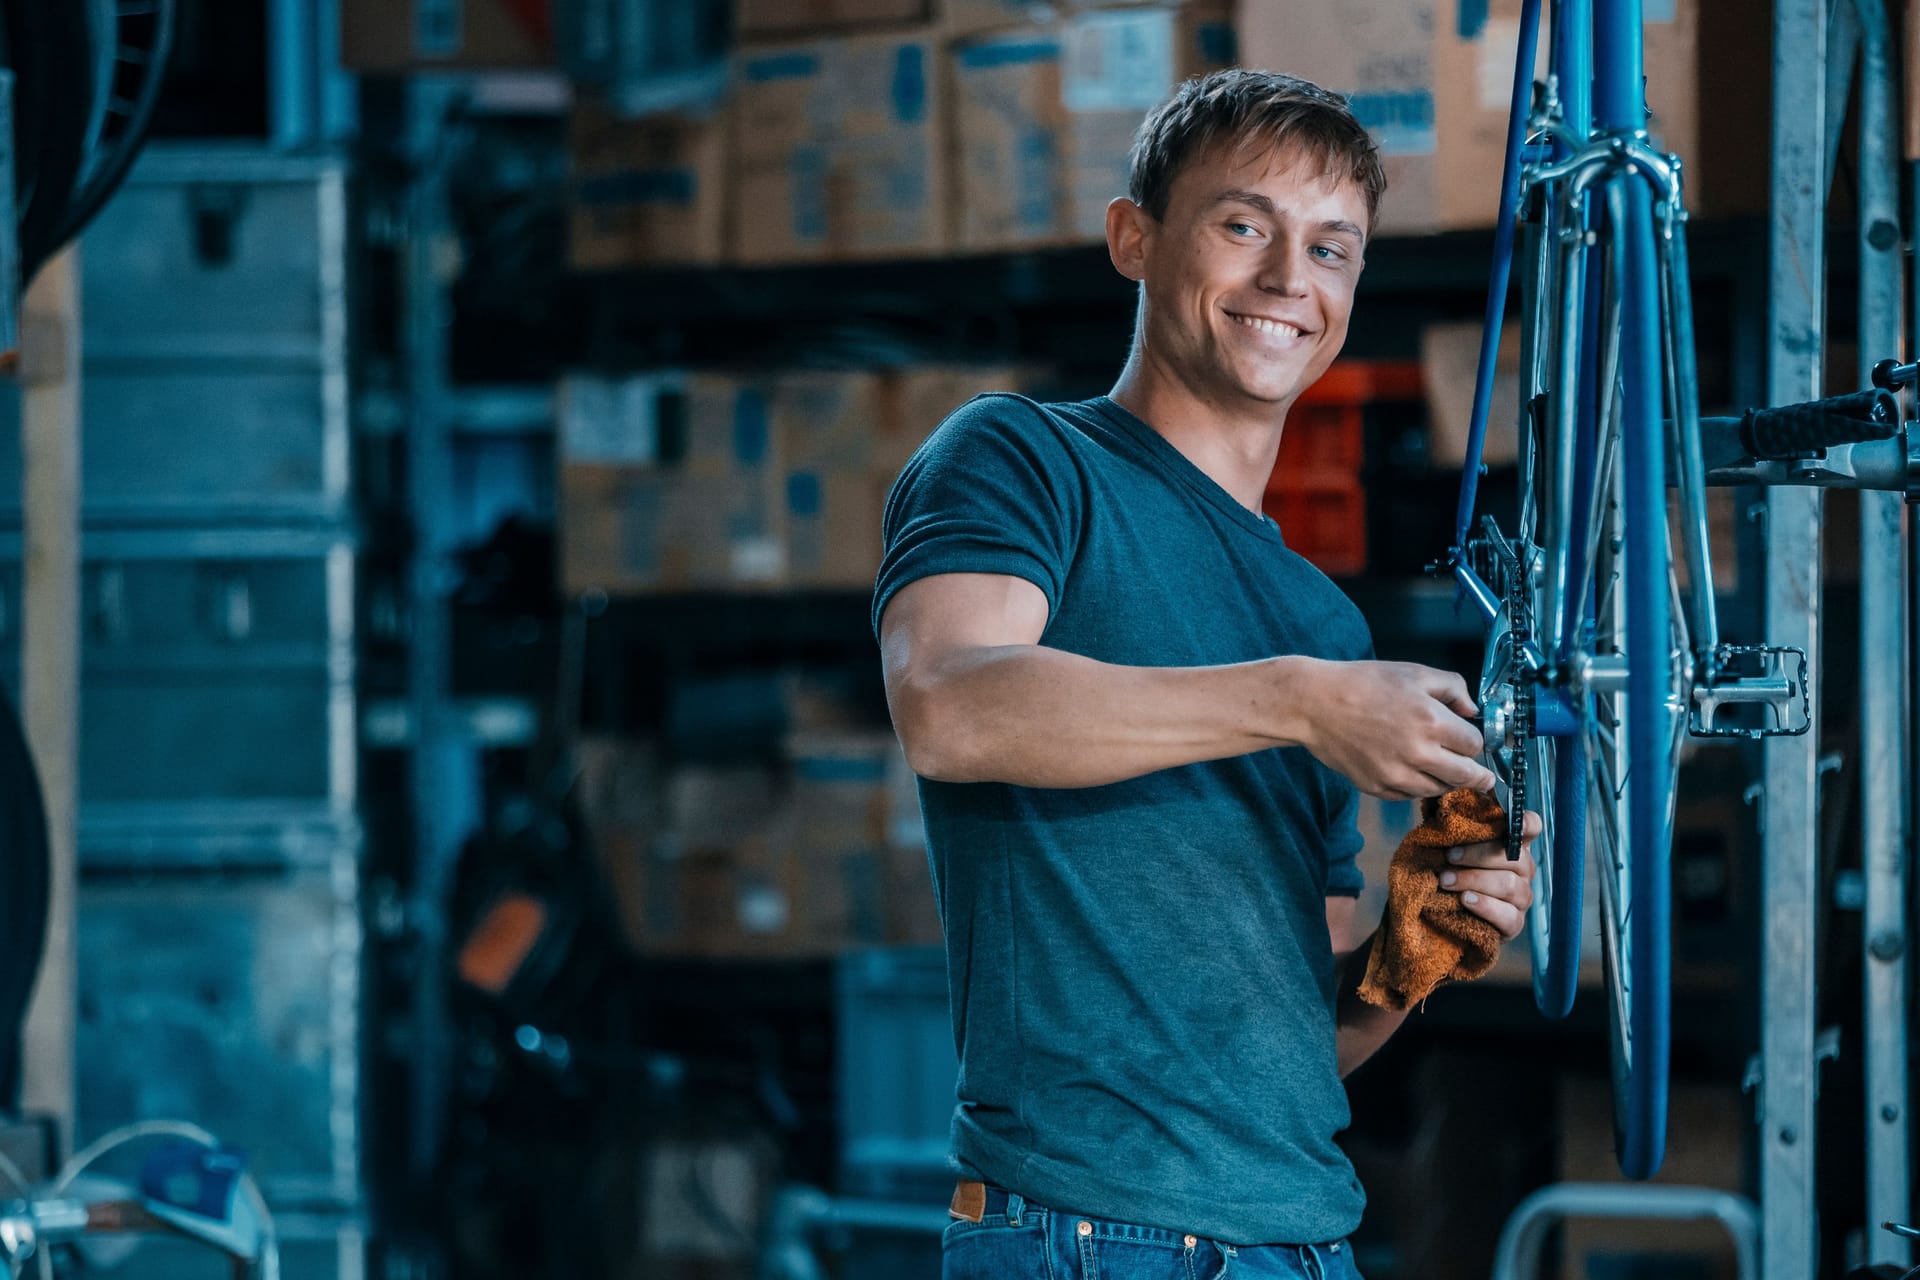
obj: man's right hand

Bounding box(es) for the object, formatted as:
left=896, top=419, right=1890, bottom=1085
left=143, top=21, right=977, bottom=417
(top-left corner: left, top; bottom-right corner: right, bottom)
left=1288, top=658, right=1495, bottom=800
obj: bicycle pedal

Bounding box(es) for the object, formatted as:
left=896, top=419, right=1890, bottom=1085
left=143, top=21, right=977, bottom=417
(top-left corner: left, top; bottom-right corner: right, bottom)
left=1689, top=645, right=1811, bottom=738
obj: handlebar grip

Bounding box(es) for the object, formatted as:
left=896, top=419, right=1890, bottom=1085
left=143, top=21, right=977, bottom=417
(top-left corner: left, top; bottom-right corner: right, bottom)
left=1740, top=388, right=1900, bottom=459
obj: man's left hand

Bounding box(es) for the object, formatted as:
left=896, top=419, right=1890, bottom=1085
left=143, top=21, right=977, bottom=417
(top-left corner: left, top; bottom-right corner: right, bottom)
left=1438, top=809, right=1541, bottom=941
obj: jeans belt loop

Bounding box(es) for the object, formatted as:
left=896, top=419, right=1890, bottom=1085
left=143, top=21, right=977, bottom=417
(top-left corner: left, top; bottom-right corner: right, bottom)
left=1007, top=1191, right=1025, bottom=1225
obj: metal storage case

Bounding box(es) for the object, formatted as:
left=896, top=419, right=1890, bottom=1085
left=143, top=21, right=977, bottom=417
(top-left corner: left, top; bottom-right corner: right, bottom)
left=0, top=150, right=349, bottom=524
left=0, top=527, right=358, bottom=868
left=74, top=868, right=360, bottom=1209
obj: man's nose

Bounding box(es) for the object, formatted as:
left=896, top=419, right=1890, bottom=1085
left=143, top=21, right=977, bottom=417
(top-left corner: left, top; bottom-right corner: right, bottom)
left=1254, top=243, right=1307, bottom=296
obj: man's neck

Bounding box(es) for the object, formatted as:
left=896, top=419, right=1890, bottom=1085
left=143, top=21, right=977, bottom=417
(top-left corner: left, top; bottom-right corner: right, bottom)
left=1108, top=356, right=1292, bottom=513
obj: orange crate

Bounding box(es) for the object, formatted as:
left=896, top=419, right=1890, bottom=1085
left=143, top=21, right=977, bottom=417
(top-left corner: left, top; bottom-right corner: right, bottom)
left=1264, top=480, right=1366, bottom=579
left=1270, top=360, right=1424, bottom=485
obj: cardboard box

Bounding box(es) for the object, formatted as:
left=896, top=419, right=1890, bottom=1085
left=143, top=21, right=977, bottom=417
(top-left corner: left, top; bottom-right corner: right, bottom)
left=730, top=30, right=949, bottom=263
left=1238, top=0, right=1765, bottom=233
left=780, top=366, right=1025, bottom=588
left=1421, top=319, right=1520, bottom=467
left=575, top=734, right=938, bottom=956
left=950, top=2, right=1236, bottom=250
left=561, top=366, right=1026, bottom=595
left=568, top=103, right=727, bottom=270
left=560, top=375, right=786, bottom=594
left=737, top=0, right=931, bottom=37
left=341, top=0, right=550, bottom=71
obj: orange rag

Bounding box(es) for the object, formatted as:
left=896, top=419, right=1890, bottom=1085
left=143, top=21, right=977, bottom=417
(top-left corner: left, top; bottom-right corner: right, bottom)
left=1356, top=787, right=1508, bottom=1012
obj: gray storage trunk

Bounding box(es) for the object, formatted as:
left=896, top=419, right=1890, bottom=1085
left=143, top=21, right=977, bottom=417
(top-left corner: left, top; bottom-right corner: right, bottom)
left=0, top=527, right=357, bottom=868
left=0, top=148, right=348, bottom=524
left=74, top=867, right=361, bottom=1210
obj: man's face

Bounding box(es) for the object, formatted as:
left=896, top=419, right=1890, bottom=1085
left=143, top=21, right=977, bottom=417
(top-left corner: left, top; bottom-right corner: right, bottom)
left=1133, top=142, right=1369, bottom=412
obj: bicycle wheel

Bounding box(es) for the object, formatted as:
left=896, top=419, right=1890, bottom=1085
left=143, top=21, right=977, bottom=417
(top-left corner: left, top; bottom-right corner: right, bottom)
left=1582, top=175, right=1686, bottom=1180
left=1507, top=158, right=1587, bottom=1023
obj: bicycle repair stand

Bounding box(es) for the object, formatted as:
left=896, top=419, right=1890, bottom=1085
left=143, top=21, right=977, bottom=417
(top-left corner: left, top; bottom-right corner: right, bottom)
left=1491, top=0, right=1915, bottom=1277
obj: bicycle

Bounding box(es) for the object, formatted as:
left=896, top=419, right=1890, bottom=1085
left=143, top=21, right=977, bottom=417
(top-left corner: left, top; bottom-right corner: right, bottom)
left=1439, top=0, right=1906, bottom=1181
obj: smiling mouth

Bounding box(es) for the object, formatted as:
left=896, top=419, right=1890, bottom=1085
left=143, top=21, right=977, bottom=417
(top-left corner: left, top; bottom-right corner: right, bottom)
left=1226, top=312, right=1306, bottom=339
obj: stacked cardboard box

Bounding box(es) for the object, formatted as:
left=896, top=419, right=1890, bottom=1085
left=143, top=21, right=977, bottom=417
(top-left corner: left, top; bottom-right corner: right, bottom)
left=575, top=732, right=940, bottom=957
left=949, top=1, right=1236, bottom=250
left=730, top=30, right=950, bottom=262
left=559, top=366, right=1024, bottom=595
left=1238, top=0, right=1767, bottom=234
left=559, top=373, right=787, bottom=593
left=568, top=101, right=729, bottom=270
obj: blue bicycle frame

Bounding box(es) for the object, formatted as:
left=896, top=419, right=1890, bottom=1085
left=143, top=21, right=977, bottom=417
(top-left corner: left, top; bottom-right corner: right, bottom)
left=1445, top=0, right=1674, bottom=1180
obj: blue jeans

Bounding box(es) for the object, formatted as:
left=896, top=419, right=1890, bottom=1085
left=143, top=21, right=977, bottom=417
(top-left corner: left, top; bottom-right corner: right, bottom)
left=941, top=1189, right=1364, bottom=1280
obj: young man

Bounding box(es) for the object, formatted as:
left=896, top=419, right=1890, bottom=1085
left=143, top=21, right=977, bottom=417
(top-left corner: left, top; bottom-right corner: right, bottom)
left=872, top=70, right=1538, bottom=1278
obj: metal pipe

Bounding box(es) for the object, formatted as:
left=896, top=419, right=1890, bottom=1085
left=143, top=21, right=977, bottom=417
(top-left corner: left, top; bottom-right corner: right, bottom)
left=1491, top=1183, right=1761, bottom=1280
left=1658, top=204, right=1720, bottom=658
left=1763, top=0, right=1827, bottom=1274
left=1854, top=0, right=1913, bottom=1264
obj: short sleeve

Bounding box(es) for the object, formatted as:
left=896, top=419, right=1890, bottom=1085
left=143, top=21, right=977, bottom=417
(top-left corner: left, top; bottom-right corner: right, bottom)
left=870, top=394, right=1085, bottom=640
left=1323, top=779, right=1365, bottom=898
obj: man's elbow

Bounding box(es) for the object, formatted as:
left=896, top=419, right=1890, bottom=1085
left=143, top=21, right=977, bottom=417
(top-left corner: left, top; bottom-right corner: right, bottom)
left=892, top=674, right=983, bottom=783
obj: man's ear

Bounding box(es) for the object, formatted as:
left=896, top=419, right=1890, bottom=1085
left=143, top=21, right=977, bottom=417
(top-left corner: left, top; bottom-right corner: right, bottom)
left=1106, top=197, right=1153, bottom=283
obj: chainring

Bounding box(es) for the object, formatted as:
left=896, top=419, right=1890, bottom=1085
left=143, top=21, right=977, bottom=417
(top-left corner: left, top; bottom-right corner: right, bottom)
left=1472, top=516, right=1536, bottom=863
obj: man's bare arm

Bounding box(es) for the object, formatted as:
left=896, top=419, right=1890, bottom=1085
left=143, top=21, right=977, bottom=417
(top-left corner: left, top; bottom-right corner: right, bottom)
left=880, top=572, right=1495, bottom=797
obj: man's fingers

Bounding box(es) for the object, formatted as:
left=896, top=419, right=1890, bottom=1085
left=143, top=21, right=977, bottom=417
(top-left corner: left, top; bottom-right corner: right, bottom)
left=1424, top=747, right=1497, bottom=794
left=1440, top=867, right=1533, bottom=912
left=1451, top=884, right=1527, bottom=940
left=1437, top=710, right=1486, bottom=760
left=1424, top=669, right=1479, bottom=718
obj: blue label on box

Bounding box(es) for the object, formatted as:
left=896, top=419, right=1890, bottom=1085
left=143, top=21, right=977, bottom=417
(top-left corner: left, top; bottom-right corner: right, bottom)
left=786, top=471, right=822, bottom=517
left=892, top=45, right=928, bottom=123
left=957, top=38, right=1062, bottom=69
left=1349, top=89, right=1436, bottom=156
left=1457, top=0, right=1489, bottom=39
left=733, top=391, right=769, bottom=465
left=744, top=52, right=820, bottom=82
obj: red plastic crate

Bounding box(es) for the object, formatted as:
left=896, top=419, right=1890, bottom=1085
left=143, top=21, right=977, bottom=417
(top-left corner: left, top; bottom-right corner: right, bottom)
left=1264, top=480, right=1367, bottom=578
left=1269, top=360, right=1424, bottom=486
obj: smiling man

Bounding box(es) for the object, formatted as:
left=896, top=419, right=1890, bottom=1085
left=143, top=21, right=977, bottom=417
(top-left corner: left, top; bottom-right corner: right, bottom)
left=873, top=71, right=1538, bottom=1280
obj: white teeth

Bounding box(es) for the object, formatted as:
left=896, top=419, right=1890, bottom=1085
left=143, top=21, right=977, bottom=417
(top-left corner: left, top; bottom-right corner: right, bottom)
left=1232, top=313, right=1301, bottom=338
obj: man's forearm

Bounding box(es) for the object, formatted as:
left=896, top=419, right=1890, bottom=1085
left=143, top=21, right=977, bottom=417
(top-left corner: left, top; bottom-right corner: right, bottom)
left=1333, top=929, right=1409, bottom=1077
left=895, top=644, right=1321, bottom=788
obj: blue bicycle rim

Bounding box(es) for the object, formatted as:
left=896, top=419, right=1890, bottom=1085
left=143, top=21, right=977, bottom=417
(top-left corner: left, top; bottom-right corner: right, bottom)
left=1535, top=717, right=1587, bottom=1019
left=1610, top=175, right=1673, bottom=1186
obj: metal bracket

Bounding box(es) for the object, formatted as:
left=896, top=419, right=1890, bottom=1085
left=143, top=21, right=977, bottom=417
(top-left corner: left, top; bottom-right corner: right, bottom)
left=1690, top=645, right=1812, bottom=737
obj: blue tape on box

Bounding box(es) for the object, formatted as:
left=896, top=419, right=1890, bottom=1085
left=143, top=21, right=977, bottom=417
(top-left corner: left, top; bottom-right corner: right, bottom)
left=745, top=52, right=820, bottom=83
left=787, top=471, right=823, bottom=517
left=1194, top=22, right=1236, bottom=65
left=891, top=44, right=927, bottom=123
left=733, top=391, right=770, bottom=465
left=956, top=38, right=1061, bottom=69
left=577, top=169, right=697, bottom=208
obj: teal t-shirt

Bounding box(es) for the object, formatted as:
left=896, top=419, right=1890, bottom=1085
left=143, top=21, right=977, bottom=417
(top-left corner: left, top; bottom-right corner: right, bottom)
left=871, top=393, right=1374, bottom=1246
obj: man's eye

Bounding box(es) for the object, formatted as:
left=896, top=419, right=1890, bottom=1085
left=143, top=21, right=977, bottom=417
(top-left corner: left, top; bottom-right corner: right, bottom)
left=1310, top=244, right=1342, bottom=260
left=1227, top=222, right=1258, bottom=236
